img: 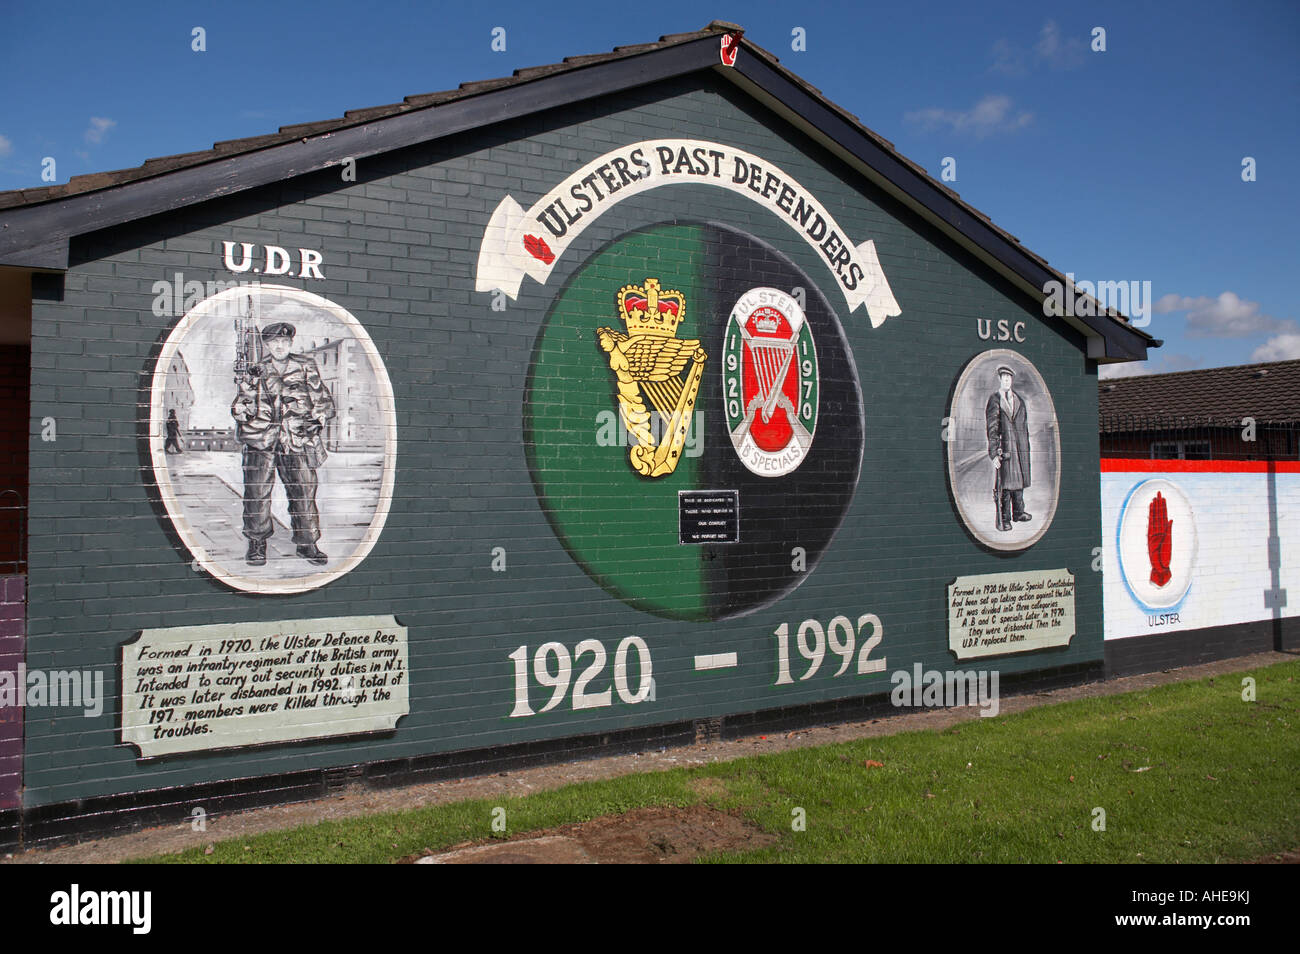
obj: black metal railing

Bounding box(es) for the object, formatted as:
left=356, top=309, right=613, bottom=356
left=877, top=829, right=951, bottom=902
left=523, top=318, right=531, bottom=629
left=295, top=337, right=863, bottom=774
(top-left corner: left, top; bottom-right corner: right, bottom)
left=1100, top=414, right=1298, bottom=461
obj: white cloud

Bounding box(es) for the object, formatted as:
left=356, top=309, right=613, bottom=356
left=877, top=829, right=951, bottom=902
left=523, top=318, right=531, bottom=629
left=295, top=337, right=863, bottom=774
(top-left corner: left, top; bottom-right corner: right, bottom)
left=1034, top=20, right=1087, bottom=70
left=989, top=38, right=1026, bottom=76
left=0, top=134, right=12, bottom=158
left=1154, top=291, right=1296, bottom=338
left=904, top=95, right=1033, bottom=138
left=1099, top=354, right=1202, bottom=379
left=989, top=20, right=1086, bottom=75
left=84, top=117, right=116, bottom=145
left=1250, top=334, right=1300, bottom=362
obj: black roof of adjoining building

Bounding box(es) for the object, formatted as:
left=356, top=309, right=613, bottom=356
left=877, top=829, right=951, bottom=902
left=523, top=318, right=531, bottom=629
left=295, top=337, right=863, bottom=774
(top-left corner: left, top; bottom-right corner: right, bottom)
left=1099, top=359, right=1300, bottom=428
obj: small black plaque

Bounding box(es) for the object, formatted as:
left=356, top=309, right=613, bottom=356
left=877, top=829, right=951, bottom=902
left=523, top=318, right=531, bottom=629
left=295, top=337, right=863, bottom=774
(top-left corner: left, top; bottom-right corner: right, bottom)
left=679, top=490, right=740, bottom=545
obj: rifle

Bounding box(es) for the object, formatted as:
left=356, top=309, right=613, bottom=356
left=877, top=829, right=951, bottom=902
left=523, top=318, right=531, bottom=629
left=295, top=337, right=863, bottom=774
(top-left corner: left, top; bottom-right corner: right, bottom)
left=233, top=295, right=263, bottom=384
left=993, top=442, right=1003, bottom=528
left=992, top=407, right=1006, bottom=530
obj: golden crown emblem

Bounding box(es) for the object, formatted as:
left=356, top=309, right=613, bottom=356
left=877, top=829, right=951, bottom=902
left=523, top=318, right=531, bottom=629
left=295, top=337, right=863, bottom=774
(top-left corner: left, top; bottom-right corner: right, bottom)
left=597, top=277, right=707, bottom=478
left=617, top=278, right=685, bottom=338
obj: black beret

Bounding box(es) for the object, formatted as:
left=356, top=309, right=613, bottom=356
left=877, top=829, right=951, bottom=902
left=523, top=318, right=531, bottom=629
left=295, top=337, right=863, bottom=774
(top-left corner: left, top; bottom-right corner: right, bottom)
left=261, top=322, right=296, bottom=340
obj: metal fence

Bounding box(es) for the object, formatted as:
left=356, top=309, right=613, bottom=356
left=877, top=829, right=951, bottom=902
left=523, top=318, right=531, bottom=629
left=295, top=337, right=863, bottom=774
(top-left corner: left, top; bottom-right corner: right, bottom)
left=1100, top=414, right=1299, bottom=461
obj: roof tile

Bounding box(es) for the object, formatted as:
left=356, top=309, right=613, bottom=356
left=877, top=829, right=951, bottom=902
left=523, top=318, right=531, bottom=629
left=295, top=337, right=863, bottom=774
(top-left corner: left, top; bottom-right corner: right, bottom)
left=1099, top=359, right=1300, bottom=426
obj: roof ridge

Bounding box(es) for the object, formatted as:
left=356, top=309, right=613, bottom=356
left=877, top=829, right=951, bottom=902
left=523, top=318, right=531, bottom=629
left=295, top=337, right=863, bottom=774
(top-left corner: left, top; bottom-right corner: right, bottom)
left=1103, top=357, right=1300, bottom=384
left=0, top=26, right=719, bottom=211
left=0, top=22, right=1162, bottom=358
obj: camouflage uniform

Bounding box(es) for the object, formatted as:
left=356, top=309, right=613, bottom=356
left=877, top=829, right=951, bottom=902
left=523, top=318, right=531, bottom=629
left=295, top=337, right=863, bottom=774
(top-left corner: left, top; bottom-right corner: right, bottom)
left=231, top=337, right=336, bottom=551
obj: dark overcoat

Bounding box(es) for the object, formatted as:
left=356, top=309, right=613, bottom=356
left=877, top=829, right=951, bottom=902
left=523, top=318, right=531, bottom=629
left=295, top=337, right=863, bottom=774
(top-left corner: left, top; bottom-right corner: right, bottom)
left=985, top=390, right=1031, bottom=490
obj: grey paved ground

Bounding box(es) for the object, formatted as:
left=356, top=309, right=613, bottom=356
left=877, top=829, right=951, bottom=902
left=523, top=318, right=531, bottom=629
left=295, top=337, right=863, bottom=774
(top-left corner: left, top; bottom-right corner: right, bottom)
left=168, top=449, right=382, bottom=579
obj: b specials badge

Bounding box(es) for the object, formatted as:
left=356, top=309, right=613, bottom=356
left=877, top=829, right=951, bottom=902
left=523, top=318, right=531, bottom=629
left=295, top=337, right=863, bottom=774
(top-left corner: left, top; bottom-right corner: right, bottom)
left=723, top=288, right=818, bottom=477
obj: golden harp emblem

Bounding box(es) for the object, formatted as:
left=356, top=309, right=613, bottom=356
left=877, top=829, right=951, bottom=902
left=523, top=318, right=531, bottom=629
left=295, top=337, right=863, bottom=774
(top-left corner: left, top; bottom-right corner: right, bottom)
left=597, top=278, right=707, bottom=477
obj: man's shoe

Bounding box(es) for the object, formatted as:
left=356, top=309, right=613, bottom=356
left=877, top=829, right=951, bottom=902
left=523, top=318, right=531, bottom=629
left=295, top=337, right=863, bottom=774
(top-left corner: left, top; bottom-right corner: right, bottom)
left=1014, top=513, right=1033, bottom=522
left=246, top=540, right=267, bottom=566
left=998, top=521, right=1012, bottom=532
left=297, top=544, right=328, bottom=566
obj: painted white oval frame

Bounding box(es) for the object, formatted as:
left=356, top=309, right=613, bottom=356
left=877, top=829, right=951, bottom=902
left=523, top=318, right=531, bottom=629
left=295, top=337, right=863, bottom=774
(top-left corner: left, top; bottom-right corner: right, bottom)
left=723, top=286, right=819, bottom=478
left=149, top=284, right=397, bottom=593
left=946, top=348, right=1062, bottom=552
left=1116, top=477, right=1198, bottom=611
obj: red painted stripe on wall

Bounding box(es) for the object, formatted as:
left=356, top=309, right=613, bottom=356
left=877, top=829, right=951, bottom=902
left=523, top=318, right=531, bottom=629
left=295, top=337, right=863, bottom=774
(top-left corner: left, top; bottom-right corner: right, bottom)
left=1100, top=458, right=1300, bottom=474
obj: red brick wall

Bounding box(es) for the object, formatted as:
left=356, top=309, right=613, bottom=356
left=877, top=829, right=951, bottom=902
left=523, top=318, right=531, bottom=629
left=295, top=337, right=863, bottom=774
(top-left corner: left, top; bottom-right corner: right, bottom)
left=0, top=575, right=23, bottom=810
left=0, top=345, right=27, bottom=572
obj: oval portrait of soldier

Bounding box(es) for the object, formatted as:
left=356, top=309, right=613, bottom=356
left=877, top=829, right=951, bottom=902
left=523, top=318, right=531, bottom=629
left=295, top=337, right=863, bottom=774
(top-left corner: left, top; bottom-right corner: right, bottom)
left=149, top=284, right=397, bottom=593
left=946, top=348, right=1060, bottom=551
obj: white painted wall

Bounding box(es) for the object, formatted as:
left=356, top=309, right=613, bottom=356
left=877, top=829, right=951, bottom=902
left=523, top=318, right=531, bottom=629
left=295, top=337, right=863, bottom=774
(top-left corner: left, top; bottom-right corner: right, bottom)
left=1101, top=466, right=1298, bottom=640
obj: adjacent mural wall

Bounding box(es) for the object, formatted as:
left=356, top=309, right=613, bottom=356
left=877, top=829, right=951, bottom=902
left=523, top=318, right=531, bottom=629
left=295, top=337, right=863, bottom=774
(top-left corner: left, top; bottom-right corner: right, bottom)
left=1101, top=460, right=1298, bottom=655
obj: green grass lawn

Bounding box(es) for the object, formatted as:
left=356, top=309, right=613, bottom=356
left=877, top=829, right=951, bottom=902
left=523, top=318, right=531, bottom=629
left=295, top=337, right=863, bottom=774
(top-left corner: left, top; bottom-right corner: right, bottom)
left=145, top=659, right=1300, bottom=864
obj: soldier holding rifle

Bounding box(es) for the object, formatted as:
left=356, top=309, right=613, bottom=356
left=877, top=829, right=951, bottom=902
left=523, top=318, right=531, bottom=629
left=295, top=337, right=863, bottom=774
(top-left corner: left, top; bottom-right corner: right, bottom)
left=231, top=301, right=336, bottom=566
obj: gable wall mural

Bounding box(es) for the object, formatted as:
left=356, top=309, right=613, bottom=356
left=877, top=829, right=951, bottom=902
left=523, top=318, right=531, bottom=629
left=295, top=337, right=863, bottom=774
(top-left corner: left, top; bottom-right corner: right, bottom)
left=21, top=71, right=1105, bottom=811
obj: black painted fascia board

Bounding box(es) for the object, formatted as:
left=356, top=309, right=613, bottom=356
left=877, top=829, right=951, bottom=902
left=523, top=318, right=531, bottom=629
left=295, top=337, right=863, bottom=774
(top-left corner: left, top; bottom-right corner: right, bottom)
left=0, top=239, right=67, bottom=271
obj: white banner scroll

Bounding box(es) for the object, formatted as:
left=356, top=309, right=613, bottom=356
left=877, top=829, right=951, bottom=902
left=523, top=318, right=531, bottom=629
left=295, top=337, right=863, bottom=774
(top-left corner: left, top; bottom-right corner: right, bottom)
left=475, top=139, right=902, bottom=327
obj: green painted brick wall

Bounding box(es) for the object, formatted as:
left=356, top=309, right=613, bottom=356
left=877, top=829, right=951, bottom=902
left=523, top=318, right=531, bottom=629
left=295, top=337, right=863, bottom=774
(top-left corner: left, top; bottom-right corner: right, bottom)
left=23, top=73, right=1101, bottom=805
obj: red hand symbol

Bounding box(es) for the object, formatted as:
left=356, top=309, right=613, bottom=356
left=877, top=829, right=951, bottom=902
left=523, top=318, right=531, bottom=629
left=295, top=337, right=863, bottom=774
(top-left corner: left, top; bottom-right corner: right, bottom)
left=523, top=234, right=555, bottom=265
left=1148, top=491, right=1173, bottom=586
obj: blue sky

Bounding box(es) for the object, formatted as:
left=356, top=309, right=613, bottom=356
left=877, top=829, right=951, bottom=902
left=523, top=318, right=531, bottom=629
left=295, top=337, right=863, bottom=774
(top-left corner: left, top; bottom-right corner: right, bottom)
left=1, top=0, right=1296, bottom=376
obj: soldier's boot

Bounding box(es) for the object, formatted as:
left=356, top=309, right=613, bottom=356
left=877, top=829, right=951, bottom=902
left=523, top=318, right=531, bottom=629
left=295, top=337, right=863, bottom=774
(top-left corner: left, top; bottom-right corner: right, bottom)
left=998, top=491, right=1013, bottom=532
left=1011, top=490, right=1032, bottom=522
left=296, top=544, right=328, bottom=566
left=246, top=539, right=267, bottom=566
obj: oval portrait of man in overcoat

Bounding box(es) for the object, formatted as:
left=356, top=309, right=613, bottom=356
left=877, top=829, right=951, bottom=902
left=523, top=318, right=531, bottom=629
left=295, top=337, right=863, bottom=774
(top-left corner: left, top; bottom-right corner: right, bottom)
left=946, top=348, right=1060, bottom=551
left=149, top=284, right=397, bottom=593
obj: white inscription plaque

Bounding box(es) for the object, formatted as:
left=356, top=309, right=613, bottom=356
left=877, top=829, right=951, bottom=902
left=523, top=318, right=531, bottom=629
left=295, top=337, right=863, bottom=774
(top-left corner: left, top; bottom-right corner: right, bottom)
left=949, top=569, right=1075, bottom=659
left=121, top=615, right=408, bottom=757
